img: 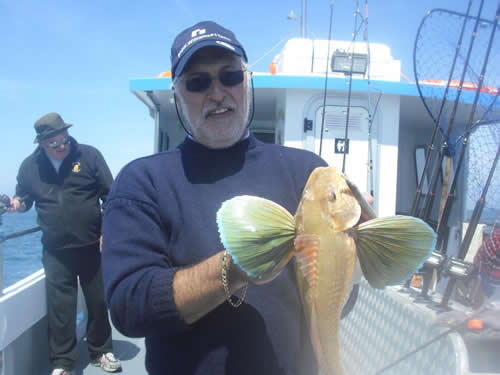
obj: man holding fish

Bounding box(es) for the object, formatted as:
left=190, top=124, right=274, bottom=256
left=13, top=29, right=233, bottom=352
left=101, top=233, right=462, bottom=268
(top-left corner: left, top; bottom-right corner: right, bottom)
left=101, top=21, right=435, bottom=375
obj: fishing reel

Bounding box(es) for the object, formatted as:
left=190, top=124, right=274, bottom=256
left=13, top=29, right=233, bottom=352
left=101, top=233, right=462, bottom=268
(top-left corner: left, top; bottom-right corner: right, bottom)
left=409, top=251, right=446, bottom=301
left=0, top=194, right=11, bottom=224
left=426, top=251, right=446, bottom=270
left=434, top=256, right=479, bottom=310
left=441, top=257, right=477, bottom=279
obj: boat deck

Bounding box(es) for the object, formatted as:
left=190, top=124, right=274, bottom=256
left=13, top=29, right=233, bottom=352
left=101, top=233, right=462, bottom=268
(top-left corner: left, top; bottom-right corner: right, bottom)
left=59, top=324, right=146, bottom=375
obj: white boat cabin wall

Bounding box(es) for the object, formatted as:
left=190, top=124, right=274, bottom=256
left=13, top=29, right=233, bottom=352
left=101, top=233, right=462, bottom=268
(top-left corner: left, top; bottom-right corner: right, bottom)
left=135, top=37, right=465, bottom=235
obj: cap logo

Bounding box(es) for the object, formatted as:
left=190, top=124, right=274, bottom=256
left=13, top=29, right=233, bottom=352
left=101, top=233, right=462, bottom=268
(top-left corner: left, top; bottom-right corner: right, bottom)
left=191, top=28, right=206, bottom=38
left=177, top=32, right=233, bottom=58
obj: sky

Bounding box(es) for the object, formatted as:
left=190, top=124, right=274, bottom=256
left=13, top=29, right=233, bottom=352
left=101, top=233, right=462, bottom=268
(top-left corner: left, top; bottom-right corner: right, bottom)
left=0, top=0, right=497, bottom=196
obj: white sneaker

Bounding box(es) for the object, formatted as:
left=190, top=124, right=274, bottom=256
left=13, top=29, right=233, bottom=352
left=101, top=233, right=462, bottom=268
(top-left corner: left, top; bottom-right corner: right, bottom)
left=91, top=352, right=122, bottom=372
left=51, top=369, right=74, bottom=375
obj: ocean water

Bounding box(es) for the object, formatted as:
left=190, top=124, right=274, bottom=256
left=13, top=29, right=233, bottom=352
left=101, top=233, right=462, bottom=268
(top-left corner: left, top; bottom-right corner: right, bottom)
left=0, top=209, right=43, bottom=289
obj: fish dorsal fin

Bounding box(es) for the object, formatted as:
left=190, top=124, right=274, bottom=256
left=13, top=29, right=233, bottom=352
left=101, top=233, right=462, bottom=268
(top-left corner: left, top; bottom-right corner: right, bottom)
left=294, top=235, right=320, bottom=293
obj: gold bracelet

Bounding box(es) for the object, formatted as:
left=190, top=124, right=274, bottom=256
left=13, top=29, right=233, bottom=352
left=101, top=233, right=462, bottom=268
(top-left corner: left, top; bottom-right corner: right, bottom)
left=221, top=251, right=248, bottom=308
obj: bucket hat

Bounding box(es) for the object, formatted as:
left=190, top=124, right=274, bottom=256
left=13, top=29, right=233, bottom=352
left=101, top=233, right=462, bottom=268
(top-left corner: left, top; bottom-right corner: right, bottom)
left=34, top=112, right=72, bottom=143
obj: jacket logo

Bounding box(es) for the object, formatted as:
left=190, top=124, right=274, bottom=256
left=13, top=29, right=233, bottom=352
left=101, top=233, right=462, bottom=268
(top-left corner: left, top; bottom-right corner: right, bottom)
left=72, top=162, right=81, bottom=173
left=191, top=28, right=206, bottom=38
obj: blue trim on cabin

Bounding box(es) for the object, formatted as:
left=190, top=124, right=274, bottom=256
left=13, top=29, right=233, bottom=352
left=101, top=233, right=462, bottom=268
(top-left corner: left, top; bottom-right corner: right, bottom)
left=129, top=75, right=497, bottom=105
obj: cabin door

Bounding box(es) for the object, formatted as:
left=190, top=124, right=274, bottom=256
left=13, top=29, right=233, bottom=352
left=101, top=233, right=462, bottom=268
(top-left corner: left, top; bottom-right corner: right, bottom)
left=314, top=105, right=370, bottom=192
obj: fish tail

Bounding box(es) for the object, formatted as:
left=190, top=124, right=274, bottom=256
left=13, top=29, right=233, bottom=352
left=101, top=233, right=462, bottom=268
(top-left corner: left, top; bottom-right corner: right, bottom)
left=354, top=215, right=436, bottom=289
left=217, top=195, right=296, bottom=280
left=310, top=308, right=344, bottom=375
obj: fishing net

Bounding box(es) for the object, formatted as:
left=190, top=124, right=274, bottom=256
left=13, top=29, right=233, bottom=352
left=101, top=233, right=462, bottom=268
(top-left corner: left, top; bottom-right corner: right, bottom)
left=411, top=2, right=500, bottom=221
left=405, top=0, right=500, bottom=306
left=466, top=122, right=500, bottom=222
left=414, top=4, right=500, bottom=149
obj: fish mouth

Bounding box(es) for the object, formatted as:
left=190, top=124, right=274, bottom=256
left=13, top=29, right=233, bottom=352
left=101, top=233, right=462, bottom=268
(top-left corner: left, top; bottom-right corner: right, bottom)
left=205, top=107, right=233, bottom=118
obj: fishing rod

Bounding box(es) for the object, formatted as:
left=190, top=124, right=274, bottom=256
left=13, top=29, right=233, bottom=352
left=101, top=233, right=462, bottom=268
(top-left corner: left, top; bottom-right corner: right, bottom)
left=439, top=137, right=500, bottom=309
left=367, top=90, right=382, bottom=198
left=410, top=1, right=474, bottom=218
left=373, top=305, right=490, bottom=375
left=0, top=194, right=42, bottom=244
left=340, top=0, right=369, bottom=174
left=433, top=3, right=500, bottom=261
left=0, top=226, right=42, bottom=244
left=363, top=0, right=370, bottom=84
left=420, top=0, right=487, bottom=224
left=318, top=0, right=334, bottom=158
left=418, top=4, right=500, bottom=299
left=405, top=2, right=478, bottom=294
left=361, top=0, right=378, bottom=198
left=418, top=94, right=500, bottom=299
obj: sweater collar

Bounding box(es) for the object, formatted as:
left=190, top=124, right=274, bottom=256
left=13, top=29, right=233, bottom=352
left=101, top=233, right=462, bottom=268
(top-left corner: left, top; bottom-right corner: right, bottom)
left=178, top=133, right=257, bottom=155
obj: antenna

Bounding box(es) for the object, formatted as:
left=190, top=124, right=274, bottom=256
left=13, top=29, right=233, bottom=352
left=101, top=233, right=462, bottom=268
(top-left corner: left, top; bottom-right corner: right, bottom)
left=300, top=0, right=307, bottom=37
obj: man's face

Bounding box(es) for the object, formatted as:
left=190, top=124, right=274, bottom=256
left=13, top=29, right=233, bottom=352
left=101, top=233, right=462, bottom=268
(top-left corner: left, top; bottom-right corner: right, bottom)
left=174, top=47, right=249, bottom=149
left=40, top=130, right=71, bottom=160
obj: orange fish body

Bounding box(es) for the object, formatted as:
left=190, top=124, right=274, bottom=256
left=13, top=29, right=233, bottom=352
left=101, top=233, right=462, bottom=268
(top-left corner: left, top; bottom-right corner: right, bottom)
left=294, top=166, right=361, bottom=375
left=217, top=166, right=437, bottom=375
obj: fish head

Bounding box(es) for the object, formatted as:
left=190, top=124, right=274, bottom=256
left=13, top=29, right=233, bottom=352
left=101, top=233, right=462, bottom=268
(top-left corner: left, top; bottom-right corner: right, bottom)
left=296, top=166, right=361, bottom=233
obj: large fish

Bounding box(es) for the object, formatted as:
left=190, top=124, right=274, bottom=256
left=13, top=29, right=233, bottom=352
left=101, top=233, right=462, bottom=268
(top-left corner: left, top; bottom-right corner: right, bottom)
left=216, top=166, right=436, bottom=375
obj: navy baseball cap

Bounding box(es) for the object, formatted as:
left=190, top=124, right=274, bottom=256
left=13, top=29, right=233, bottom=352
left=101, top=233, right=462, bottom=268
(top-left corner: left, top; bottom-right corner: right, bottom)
left=170, top=21, right=248, bottom=80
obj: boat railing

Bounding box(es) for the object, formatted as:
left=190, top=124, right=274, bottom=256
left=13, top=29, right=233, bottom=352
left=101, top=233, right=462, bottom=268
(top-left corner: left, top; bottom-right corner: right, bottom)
left=0, top=214, right=43, bottom=375
left=0, top=194, right=42, bottom=295
left=0, top=224, right=41, bottom=296
left=0, top=216, right=90, bottom=375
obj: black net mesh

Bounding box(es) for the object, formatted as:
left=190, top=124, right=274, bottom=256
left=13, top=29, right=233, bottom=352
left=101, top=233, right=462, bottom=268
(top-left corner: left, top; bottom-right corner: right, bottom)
left=466, top=122, right=500, bottom=218
left=414, top=5, right=500, bottom=151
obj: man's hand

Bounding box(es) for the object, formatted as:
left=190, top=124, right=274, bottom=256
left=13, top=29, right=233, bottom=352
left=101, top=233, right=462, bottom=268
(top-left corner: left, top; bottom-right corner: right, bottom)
left=344, top=177, right=376, bottom=223
left=359, top=192, right=374, bottom=223
left=8, top=197, right=25, bottom=213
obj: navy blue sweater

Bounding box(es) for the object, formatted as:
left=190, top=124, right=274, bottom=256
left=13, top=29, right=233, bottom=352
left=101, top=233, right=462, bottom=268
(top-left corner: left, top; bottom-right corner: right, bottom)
left=102, top=134, right=327, bottom=375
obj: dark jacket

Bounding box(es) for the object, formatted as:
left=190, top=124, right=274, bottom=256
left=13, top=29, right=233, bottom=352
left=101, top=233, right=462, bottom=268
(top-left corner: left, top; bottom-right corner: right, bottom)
left=102, top=135, right=326, bottom=375
left=15, top=137, right=113, bottom=250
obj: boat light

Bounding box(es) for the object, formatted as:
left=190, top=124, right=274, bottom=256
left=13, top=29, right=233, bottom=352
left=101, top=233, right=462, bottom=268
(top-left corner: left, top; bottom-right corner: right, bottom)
left=331, top=50, right=368, bottom=75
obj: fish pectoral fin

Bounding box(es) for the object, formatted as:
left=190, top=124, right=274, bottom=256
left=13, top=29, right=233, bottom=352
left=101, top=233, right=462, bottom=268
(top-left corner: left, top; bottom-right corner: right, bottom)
left=355, top=215, right=437, bottom=289
left=294, top=234, right=320, bottom=291
left=217, top=195, right=296, bottom=280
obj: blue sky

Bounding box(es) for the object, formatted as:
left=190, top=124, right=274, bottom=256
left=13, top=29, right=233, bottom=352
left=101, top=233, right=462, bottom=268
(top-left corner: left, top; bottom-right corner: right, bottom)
left=0, top=0, right=496, bottom=195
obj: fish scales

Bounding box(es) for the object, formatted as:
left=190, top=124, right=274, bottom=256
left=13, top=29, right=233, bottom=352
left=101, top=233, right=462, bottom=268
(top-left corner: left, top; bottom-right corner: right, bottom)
left=295, top=167, right=360, bottom=375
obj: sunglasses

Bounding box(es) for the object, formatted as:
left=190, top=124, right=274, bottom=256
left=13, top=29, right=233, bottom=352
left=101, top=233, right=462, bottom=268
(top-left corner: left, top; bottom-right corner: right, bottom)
left=47, top=137, right=71, bottom=149
left=184, top=70, right=248, bottom=93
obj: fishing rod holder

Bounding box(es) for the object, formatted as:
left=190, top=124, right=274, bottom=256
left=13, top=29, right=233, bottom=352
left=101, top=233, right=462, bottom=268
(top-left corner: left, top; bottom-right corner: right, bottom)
left=441, top=257, right=476, bottom=279
left=435, top=257, right=478, bottom=310
left=411, top=251, right=446, bottom=301
left=425, top=251, right=446, bottom=269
